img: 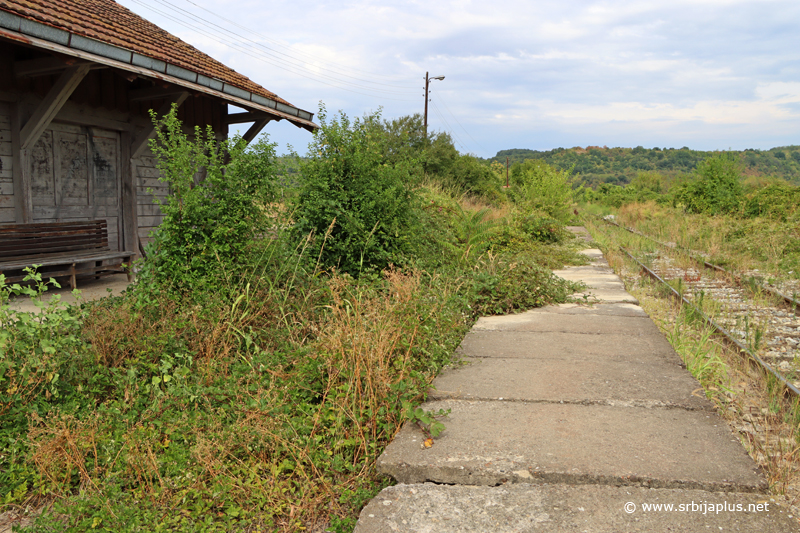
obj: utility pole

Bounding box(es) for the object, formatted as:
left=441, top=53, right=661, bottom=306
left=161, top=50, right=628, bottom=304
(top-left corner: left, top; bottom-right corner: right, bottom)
left=423, top=71, right=444, bottom=141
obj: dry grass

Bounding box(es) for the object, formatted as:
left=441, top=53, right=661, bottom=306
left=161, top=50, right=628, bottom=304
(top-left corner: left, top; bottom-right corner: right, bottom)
left=458, top=197, right=511, bottom=222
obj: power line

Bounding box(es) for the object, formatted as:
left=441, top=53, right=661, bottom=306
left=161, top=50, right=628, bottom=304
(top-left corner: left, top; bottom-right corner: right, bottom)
left=436, top=93, right=488, bottom=154
left=430, top=99, right=467, bottom=152
left=176, top=0, right=417, bottom=88
left=125, top=0, right=417, bottom=99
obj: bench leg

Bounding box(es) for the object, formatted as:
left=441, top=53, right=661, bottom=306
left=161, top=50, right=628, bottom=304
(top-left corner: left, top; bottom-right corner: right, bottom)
left=70, top=263, right=77, bottom=290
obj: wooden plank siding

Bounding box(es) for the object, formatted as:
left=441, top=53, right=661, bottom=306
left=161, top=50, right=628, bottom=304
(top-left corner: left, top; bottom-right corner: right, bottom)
left=0, top=102, right=14, bottom=223
left=0, top=38, right=232, bottom=255
left=134, top=151, right=167, bottom=247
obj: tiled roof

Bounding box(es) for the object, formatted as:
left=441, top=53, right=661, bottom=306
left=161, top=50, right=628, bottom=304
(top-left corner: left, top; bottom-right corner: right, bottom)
left=0, top=0, right=294, bottom=108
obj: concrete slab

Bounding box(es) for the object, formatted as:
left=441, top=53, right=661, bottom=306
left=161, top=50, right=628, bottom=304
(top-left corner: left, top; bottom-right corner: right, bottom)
left=553, top=266, right=619, bottom=276
left=458, top=330, right=681, bottom=362
left=580, top=248, right=605, bottom=260
left=566, top=226, right=593, bottom=243
left=514, top=302, right=648, bottom=317
left=6, top=274, right=132, bottom=313
left=573, top=288, right=639, bottom=304
left=474, top=310, right=661, bottom=335
left=430, top=357, right=710, bottom=411
left=377, top=400, right=765, bottom=492
left=355, top=483, right=799, bottom=533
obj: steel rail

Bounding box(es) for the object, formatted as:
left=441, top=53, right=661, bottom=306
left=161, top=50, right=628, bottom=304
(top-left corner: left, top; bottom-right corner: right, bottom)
left=597, top=216, right=800, bottom=312
left=619, top=246, right=800, bottom=398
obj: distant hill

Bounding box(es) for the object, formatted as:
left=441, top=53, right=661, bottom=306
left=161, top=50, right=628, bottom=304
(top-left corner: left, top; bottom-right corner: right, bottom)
left=488, top=146, right=800, bottom=187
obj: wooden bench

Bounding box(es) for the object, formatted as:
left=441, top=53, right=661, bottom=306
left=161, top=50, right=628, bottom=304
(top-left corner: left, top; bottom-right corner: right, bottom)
left=0, top=220, right=135, bottom=290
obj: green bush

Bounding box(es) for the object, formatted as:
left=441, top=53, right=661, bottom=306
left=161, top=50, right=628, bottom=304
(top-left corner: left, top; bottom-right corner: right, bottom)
left=468, top=253, right=582, bottom=316
left=142, top=105, right=279, bottom=290
left=291, top=107, right=416, bottom=276
left=444, top=155, right=502, bottom=202
left=674, top=154, right=743, bottom=215
left=743, top=183, right=800, bottom=220
left=509, top=160, right=575, bottom=222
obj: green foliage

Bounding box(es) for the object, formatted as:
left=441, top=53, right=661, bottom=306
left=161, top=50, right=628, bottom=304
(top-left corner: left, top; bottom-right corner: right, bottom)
left=744, top=182, right=800, bottom=221
left=291, top=107, right=416, bottom=276
left=444, top=154, right=503, bottom=201
left=493, top=145, right=800, bottom=189
left=509, top=159, right=575, bottom=223
left=468, top=253, right=583, bottom=316
left=674, top=154, right=743, bottom=214
left=2, top=105, right=597, bottom=531
left=0, top=269, right=91, bottom=504
left=403, top=402, right=450, bottom=438
left=142, top=105, right=279, bottom=290
left=444, top=206, right=500, bottom=262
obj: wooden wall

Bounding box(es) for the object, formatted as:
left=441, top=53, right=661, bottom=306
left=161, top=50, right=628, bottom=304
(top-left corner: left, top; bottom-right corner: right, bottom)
left=0, top=39, right=231, bottom=254
left=0, top=102, right=12, bottom=224
left=133, top=152, right=167, bottom=247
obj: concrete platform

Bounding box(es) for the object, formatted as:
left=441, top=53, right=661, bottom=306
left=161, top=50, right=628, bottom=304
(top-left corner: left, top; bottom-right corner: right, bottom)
left=430, top=357, right=711, bottom=410
left=458, top=330, right=679, bottom=361
left=6, top=274, right=132, bottom=313
left=377, top=400, right=765, bottom=492
left=553, top=249, right=639, bottom=304
left=355, top=483, right=799, bottom=533
left=357, top=230, right=790, bottom=531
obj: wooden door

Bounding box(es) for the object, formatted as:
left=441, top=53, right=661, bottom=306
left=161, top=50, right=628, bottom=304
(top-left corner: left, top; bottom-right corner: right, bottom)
left=30, top=123, right=122, bottom=250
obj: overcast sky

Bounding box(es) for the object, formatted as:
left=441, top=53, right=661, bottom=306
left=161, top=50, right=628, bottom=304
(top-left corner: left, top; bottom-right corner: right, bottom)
left=117, top=0, right=800, bottom=158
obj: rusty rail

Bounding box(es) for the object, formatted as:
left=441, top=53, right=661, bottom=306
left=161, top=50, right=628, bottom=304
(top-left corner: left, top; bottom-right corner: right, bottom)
left=598, top=216, right=800, bottom=312
left=619, top=246, right=800, bottom=398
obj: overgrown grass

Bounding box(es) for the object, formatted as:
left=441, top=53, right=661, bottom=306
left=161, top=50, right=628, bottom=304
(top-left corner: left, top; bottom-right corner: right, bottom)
left=1, top=193, right=586, bottom=532
left=612, top=201, right=800, bottom=278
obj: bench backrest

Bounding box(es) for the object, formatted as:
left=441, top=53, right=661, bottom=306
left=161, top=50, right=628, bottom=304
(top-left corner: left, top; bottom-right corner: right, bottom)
left=0, top=220, right=110, bottom=260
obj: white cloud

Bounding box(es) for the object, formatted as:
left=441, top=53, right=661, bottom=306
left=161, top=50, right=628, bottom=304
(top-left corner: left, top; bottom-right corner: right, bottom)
left=117, top=0, right=800, bottom=155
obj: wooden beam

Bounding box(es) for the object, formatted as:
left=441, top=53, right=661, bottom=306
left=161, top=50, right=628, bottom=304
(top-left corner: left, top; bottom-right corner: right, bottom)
left=20, top=63, right=91, bottom=151
left=14, top=56, right=99, bottom=78
left=242, top=118, right=270, bottom=144
left=129, top=86, right=191, bottom=102
left=10, top=104, right=32, bottom=223
left=56, top=107, right=132, bottom=133
left=131, top=91, right=190, bottom=159
left=226, top=111, right=275, bottom=125
left=120, top=130, right=139, bottom=258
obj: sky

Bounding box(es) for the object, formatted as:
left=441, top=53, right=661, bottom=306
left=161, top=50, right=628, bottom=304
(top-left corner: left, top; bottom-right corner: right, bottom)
left=116, top=0, right=800, bottom=158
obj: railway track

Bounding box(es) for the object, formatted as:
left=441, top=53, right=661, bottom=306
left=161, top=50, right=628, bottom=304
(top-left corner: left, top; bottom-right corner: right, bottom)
left=592, top=216, right=800, bottom=397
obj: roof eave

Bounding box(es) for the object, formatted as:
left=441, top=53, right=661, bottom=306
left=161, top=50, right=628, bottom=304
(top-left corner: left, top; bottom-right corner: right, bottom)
left=0, top=9, right=318, bottom=131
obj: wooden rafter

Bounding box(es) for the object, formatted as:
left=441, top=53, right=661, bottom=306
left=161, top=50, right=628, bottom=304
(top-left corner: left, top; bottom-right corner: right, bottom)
left=242, top=118, right=271, bottom=144
left=14, top=56, right=100, bottom=78
left=20, top=63, right=92, bottom=151
left=227, top=111, right=275, bottom=125
left=129, top=86, right=191, bottom=102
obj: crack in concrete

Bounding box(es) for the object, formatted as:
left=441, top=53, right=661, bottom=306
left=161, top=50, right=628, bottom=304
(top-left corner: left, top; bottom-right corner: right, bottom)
left=426, top=394, right=707, bottom=412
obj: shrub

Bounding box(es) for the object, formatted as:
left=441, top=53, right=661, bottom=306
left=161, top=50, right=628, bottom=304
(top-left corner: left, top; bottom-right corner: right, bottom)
left=743, top=183, right=800, bottom=221
left=142, top=105, right=279, bottom=290
left=509, top=160, right=575, bottom=223
left=291, top=107, right=416, bottom=276
left=674, top=153, right=743, bottom=215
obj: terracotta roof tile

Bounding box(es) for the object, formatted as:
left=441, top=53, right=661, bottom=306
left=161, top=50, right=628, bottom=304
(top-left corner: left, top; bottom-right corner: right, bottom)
left=0, top=0, right=294, bottom=107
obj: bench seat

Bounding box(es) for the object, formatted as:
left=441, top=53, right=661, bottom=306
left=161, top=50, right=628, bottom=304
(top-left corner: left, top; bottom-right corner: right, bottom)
left=0, top=220, right=135, bottom=289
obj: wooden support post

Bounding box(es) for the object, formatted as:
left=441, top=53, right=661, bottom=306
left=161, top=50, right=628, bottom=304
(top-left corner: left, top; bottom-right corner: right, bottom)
left=120, top=130, right=139, bottom=257
left=242, top=118, right=270, bottom=145
left=131, top=92, right=190, bottom=159
left=10, top=104, right=31, bottom=223
left=20, top=64, right=91, bottom=151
